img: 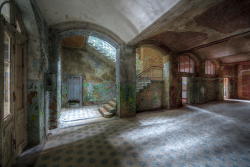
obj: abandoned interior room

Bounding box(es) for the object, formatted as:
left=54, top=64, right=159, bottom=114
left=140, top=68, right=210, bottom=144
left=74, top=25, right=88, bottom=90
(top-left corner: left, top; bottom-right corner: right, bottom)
left=0, top=0, right=250, bottom=167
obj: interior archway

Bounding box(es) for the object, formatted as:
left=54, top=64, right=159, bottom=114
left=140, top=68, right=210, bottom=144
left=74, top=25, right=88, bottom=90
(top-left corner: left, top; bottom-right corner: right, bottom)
left=48, top=27, right=121, bottom=129
left=135, top=44, right=170, bottom=112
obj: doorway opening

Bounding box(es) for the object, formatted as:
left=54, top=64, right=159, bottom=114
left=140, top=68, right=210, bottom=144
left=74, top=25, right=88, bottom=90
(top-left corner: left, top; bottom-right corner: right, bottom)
left=135, top=45, right=166, bottom=112
left=182, top=77, right=188, bottom=104
left=224, top=78, right=229, bottom=100
left=59, top=35, right=117, bottom=128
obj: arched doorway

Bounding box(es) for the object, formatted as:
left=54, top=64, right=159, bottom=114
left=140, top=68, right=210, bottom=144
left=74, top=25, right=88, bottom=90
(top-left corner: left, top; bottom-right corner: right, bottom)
left=135, top=44, right=170, bottom=112
left=48, top=29, right=121, bottom=129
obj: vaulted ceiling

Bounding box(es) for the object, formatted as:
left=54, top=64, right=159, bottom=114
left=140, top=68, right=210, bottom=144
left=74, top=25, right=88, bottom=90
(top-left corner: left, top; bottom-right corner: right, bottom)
left=19, top=0, right=250, bottom=64
left=35, top=0, right=182, bottom=43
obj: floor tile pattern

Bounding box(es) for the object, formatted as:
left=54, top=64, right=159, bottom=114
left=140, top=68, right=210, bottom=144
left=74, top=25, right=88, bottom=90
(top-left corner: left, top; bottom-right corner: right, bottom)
left=22, top=101, right=250, bottom=167
left=59, top=105, right=102, bottom=128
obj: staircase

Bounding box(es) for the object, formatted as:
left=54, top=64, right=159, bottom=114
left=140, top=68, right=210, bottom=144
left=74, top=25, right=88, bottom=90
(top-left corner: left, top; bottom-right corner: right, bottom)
left=98, top=98, right=117, bottom=118
left=98, top=66, right=163, bottom=118
left=136, top=66, right=163, bottom=93
left=136, top=78, right=152, bottom=93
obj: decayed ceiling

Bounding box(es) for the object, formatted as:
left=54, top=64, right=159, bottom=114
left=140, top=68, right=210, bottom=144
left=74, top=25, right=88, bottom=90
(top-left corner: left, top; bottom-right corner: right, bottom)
left=134, top=0, right=250, bottom=63
left=20, top=0, right=250, bottom=64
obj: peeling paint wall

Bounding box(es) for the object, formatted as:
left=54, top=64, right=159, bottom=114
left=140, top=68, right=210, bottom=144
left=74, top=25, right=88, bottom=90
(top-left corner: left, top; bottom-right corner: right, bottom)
left=136, top=81, right=163, bottom=111
left=220, top=64, right=238, bottom=99
left=136, top=46, right=163, bottom=71
left=61, top=47, right=116, bottom=107
left=26, top=0, right=49, bottom=146
left=118, top=46, right=136, bottom=117
left=238, top=61, right=250, bottom=100
left=188, top=77, right=220, bottom=104
left=136, top=45, right=169, bottom=112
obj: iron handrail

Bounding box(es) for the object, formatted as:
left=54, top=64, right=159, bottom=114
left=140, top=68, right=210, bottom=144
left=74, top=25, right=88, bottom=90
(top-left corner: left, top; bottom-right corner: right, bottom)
left=137, top=65, right=163, bottom=80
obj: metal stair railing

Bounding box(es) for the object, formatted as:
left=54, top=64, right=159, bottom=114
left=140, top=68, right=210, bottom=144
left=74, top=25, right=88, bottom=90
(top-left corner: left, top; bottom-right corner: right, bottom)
left=137, top=66, right=163, bottom=81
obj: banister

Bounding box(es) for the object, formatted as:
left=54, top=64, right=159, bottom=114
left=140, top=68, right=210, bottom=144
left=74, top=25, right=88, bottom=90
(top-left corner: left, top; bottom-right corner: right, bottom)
left=137, top=65, right=163, bottom=78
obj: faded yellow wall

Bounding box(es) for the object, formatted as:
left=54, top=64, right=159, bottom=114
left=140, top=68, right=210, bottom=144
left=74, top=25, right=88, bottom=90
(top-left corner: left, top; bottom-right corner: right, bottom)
left=136, top=46, right=164, bottom=73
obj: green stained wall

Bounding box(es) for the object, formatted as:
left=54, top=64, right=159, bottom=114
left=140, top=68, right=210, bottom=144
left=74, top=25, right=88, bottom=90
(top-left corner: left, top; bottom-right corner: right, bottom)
left=61, top=47, right=116, bottom=107
left=136, top=81, right=163, bottom=111
left=188, top=77, right=220, bottom=104
left=118, top=45, right=136, bottom=117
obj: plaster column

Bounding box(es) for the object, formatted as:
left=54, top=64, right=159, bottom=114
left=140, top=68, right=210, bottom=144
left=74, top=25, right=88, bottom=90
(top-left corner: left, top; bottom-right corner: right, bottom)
left=117, top=45, right=136, bottom=117
left=162, top=55, right=171, bottom=109
left=48, top=31, right=60, bottom=129
left=170, top=54, right=182, bottom=108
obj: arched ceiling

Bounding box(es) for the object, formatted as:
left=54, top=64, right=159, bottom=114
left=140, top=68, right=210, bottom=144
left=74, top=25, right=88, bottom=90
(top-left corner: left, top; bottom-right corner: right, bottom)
left=34, top=0, right=182, bottom=43
left=16, top=0, right=250, bottom=64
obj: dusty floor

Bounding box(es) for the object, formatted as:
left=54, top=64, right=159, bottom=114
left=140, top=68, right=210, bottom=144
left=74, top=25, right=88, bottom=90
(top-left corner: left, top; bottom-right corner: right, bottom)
left=59, top=105, right=103, bottom=128
left=17, top=101, right=250, bottom=167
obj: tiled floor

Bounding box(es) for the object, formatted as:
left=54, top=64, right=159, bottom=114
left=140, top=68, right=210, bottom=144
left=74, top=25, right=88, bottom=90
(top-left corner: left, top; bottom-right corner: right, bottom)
left=18, top=101, right=250, bottom=167
left=58, top=105, right=104, bottom=128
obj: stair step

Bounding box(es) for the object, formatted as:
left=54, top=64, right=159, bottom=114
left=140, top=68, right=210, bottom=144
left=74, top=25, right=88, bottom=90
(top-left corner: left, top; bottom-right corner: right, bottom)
left=104, top=104, right=115, bottom=111
left=108, top=100, right=116, bottom=107
left=99, top=107, right=114, bottom=118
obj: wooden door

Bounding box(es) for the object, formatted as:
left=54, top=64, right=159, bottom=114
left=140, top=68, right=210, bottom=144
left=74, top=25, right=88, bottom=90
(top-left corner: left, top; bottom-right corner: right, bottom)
left=14, top=43, right=27, bottom=154
left=68, top=76, right=82, bottom=105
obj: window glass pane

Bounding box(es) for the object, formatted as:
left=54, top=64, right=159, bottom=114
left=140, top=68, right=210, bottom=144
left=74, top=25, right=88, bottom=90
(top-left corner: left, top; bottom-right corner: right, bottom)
left=206, top=61, right=209, bottom=74
left=190, top=59, right=194, bottom=73
left=184, top=56, right=189, bottom=73
left=208, top=62, right=211, bottom=74
left=179, top=56, right=185, bottom=72
left=179, top=55, right=194, bottom=73
left=87, top=36, right=116, bottom=62
left=1, top=0, right=10, bottom=23
left=205, top=60, right=215, bottom=75
left=4, top=32, right=10, bottom=118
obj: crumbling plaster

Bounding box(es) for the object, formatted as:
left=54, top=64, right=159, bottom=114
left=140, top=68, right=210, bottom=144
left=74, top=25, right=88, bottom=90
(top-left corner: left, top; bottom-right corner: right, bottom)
left=15, top=0, right=49, bottom=146
left=61, top=46, right=116, bottom=107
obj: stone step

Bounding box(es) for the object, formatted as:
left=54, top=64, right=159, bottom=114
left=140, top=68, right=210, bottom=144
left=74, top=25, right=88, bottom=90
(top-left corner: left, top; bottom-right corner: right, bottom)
left=137, top=83, right=148, bottom=87
left=136, top=78, right=152, bottom=93
left=136, top=86, right=144, bottom=90
left=108, top=100, right=116, bottom=108
left=104, top=103, right=115, bottom=111
left=98, top=107, right=115, bottom=118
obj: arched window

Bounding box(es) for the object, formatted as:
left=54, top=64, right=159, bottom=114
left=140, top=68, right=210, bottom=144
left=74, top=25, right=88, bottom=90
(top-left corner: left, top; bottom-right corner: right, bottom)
left=0, top=0, right=10, bottom=23
left=178, top=55, right=195, bottom=73
left=205, top=60, right=215, bottom=75
left=87, top=36, right=116, bottom=62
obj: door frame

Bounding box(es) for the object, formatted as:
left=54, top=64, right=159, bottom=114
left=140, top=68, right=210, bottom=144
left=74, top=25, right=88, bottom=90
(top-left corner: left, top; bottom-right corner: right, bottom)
left=0, top=6, right=28, bottom=167
left=13, top=41, right=27, bottom=154
left=223, top=78, right=229, bottom=100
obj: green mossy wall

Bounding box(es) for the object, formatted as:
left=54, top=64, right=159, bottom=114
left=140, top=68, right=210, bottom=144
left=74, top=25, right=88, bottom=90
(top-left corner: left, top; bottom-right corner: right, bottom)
left=136, top=81, right=163, bottom=111
left=61, top=47, right=116, bottom=107
left=188, top=77, right=220, bottom=104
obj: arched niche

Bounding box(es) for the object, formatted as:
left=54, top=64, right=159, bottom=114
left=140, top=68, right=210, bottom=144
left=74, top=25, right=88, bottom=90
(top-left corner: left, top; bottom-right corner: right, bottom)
left=48, top=24, right=123, bottom=129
